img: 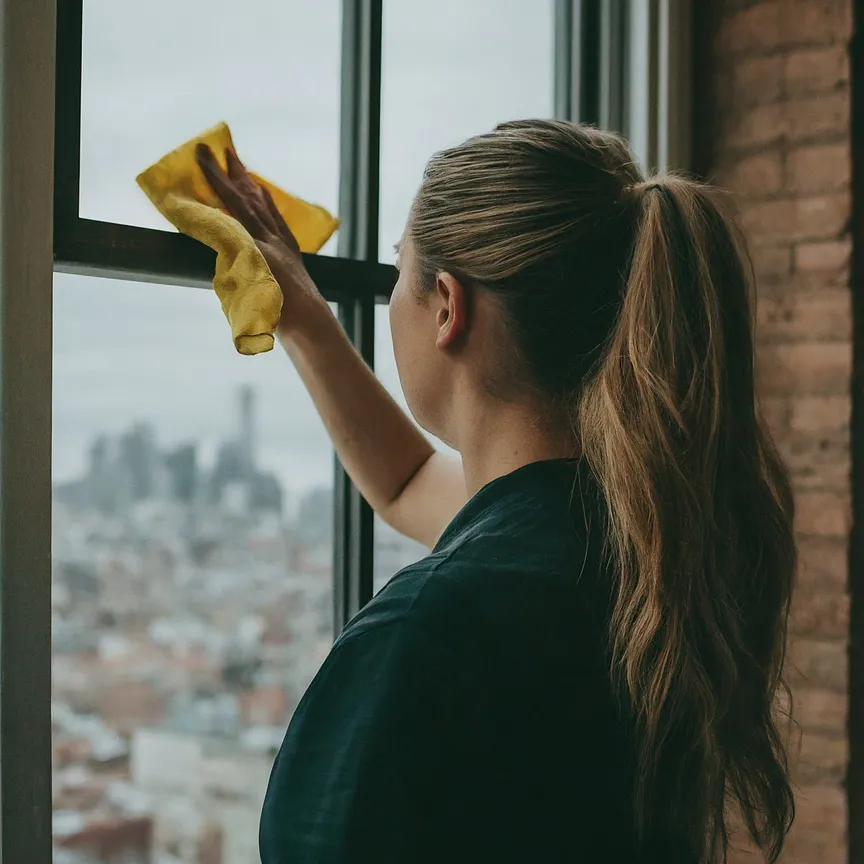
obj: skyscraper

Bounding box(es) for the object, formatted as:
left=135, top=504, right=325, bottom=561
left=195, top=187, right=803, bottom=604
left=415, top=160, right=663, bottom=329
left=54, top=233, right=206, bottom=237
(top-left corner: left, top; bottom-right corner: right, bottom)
left=238, top=385, right=256, bottom=479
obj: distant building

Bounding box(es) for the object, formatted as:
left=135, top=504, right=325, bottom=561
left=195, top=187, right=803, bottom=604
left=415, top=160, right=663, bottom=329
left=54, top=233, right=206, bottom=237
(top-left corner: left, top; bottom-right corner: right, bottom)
left=54, top=814, right=153, bottom=864
left=55, top=385, right=283, bottom=519
left=164, top=443, right=198, bottom=504
left=294, top=487, right=333, bottom=546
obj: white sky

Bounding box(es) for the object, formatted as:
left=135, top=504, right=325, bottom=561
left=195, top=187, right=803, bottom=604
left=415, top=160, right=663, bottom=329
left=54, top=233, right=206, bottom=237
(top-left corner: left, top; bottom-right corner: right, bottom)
left=54, top=0, right=555, bottom=498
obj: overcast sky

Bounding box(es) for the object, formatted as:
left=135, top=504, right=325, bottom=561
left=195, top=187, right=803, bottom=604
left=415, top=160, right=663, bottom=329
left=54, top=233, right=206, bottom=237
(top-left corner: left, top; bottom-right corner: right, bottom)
left=54, top=0, right=554, bottom=505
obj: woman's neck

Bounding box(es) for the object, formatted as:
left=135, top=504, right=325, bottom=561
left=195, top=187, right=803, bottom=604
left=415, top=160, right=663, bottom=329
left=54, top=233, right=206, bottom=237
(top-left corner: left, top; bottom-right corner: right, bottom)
left=453, top=398, right=576, bottom=497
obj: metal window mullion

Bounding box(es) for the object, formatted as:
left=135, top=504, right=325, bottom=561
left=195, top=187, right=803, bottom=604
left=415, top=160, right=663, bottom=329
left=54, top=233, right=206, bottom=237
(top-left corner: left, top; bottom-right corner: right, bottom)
left=598, top=0, right=627, bottom=134
left=0, top=0, right=55, bottom=861
left=554, top=1, right=604, bottom=127
left=331, top=302, right=376, bottom=635
left=553, top=0, right=574, bottom=120
left=54, top=0, right=83, bottom=236
left=623, top=0, right=690, bottom=175
left=333, top=0, right=382, bottom=633
left=644, top=0, right=661, bottom=172
left=656, top=0, right=692, bottom=172
left=574, top=0, right=601, bottom=125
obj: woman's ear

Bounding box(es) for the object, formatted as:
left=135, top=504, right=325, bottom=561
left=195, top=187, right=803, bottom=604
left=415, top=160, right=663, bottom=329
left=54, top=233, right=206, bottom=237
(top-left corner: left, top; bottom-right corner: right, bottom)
left=434, top=272, right=468, bottom=350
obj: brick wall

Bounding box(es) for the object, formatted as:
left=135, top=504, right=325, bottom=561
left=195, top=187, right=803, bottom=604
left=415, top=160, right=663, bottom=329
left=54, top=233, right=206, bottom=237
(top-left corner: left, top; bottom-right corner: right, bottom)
left=705, top=1, right=853, bottom=861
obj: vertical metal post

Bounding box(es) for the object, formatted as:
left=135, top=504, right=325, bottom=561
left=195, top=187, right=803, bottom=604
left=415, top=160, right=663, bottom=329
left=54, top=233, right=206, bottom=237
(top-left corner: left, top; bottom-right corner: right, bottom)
left=657, top=0, right=692, bottom=172
left=576, top=0, right=601, bottom=126
left=54, top=0, right=83, bottom=236
left=554, top=0, right=575, bottom=120
left=598, top=0, right=628, bottom=134
left=644, top=0, right=661, bottom=171
left=333, top=0, right=382, bottom=633
left=0, top=0, right=55, bottom=860
left=555, top=1, right=604, bottom=127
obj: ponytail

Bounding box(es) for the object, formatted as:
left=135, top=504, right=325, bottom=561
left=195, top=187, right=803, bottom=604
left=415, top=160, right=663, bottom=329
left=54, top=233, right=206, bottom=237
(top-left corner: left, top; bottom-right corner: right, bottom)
left=578, top=176, right=796, bottom=861
left=409, top=121, right=796, bottom=861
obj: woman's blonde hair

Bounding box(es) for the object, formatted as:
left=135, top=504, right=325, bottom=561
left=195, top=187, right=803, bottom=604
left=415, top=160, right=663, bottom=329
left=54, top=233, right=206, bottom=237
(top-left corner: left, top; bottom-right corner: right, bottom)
left=409, top=119, right=796, bottom=862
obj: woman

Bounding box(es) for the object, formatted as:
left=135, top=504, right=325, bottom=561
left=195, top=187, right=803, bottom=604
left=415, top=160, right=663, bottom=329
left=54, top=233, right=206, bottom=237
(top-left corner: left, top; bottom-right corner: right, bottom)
left=197, top=119, right=795, bottom=863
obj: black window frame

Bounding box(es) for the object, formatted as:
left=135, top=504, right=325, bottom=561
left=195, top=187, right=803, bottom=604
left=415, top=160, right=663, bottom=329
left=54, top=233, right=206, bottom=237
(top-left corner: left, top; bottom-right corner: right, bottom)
left=53, top=0, right=600, bottom=635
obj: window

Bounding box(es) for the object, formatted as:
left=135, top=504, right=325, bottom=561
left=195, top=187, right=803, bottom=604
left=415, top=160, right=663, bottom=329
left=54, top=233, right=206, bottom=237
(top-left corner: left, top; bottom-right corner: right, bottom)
left=49, top=3, right=583, bottom=860
left=78, top=0, right=342, bottom=253
left=53, top=276, right=335, bottom=863
left=378, top=0, right=555, bottom=260
left=0, top=0, right=693, bottom=861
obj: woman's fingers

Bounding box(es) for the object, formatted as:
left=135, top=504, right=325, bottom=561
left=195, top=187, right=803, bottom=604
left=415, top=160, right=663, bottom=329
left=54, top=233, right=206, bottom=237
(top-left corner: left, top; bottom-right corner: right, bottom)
left=260, top=184, right=299, bottom=252
left=196, top=144, right=268, bottom=239
left=196, top=144, right=243, bottom=212
left=224, top=148, right=287, bottom=239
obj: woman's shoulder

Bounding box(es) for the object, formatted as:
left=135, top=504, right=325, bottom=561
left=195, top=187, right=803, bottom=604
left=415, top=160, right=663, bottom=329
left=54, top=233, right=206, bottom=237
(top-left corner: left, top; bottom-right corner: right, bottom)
left=337, top=550, right=480, bottom=648
left=340, top=517, right=606, bottom=660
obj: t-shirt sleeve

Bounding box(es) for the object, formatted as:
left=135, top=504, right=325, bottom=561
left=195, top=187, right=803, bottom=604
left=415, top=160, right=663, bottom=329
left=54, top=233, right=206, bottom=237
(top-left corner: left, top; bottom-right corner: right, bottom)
left=258, top=617, right=453, bottom=864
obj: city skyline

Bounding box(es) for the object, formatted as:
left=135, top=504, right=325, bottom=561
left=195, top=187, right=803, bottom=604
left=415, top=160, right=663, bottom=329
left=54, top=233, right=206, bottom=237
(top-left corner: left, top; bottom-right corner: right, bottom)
left=55, top=384, right=285, bottom=518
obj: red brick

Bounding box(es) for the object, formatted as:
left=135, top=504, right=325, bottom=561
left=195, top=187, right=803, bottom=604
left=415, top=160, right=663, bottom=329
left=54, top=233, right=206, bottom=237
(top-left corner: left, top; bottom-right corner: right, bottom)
left=793, top=193, right=852, bottom=238
left=756, top=289, right=851, bottom=342
left=794, top=238, right=852, bottom=273
left=790, top=588, right=849, bottom=636
left=792, top=731, right=848, bottom=784
left=711, top=2, right=852, bottom=854
left=794, top=688, right=848, bottom=734
left=793, top=489, right=851, bottom=536
left=717, top=55, right=785, bottom=112
left=782, top=433, right=850, bottom=492
left=716, top=150, right=784, bottom=197
left=788, top=784, right=847, bottom=837
left=759, top=396, right=790, bottom=433
left=784, top=270, right=850, bottom=294
left=715, top=2, right=782, bottom=54
left=720, top=102, right=788, bottom=151
left=783, top=0, right=853, bottom=46
left=729, top=789, right=845, bottom=862
left=796, top=535, right=848, bottom=589
left=783, top=837, right=847, bottom=864
left=717, top=0, right=852, bottom=56
left=787, top=638, right=847, bottom=691
left=789, top=395, right=850, bottom=434
left=790, top=459, right=850, bottom=493
left=785, top=45, right=851, bottom=98
left=750, top=244, right=793, bottom=283
left=739, top=193, right=850, bottom=245
left=756, top=342, right=851, bottom=395
left=786, top=142, right=850, bottom=194
left=786, top=90, right=850, bottom=143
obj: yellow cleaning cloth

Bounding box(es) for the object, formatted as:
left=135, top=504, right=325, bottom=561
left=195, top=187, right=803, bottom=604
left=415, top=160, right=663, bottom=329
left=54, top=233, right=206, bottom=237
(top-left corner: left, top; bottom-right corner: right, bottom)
left=136, top=122, right=339, bottom=355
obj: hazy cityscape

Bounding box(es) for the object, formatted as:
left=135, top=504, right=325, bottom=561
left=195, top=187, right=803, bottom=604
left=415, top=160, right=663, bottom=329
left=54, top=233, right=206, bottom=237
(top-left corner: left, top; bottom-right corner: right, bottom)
left=51, top=385, right=425, bottom=864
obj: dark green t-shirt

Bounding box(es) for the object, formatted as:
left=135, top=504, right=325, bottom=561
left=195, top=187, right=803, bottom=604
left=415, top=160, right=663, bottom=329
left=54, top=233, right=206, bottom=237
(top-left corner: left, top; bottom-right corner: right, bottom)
left=259, top=459, right=675, bottom=863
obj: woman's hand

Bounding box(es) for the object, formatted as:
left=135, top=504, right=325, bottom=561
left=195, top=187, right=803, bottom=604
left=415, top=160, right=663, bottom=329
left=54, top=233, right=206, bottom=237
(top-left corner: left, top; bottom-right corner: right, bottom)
left=196, top=144, right=329, bottom=338
left=197, top=145, right=464, bottom=548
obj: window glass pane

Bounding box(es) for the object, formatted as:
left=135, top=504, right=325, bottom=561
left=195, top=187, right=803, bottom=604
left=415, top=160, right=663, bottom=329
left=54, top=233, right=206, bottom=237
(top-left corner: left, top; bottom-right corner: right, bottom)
left=373, top=305, right=452, bottom=593
left=79, top=0, right=341, bottom=255
left=52, top=274, right=334, bottom=864
left=378, top=0, right=556, bottom=261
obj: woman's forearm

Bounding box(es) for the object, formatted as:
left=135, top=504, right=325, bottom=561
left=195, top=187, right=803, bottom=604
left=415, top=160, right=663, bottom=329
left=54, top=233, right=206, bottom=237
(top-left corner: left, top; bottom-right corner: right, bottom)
left=278, top=301, right=466, bottom=548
